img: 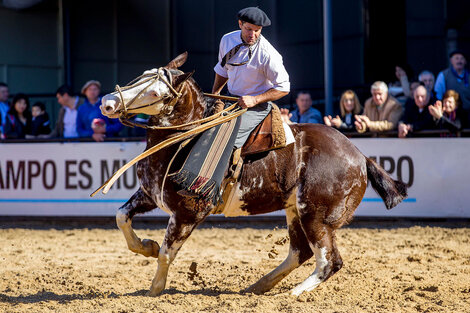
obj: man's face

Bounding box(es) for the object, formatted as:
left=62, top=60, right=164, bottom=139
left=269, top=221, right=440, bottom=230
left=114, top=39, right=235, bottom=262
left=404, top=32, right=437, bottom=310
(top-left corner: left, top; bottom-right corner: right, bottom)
left=85, top=84, right=100, bottom=102
left=413, top=86, right=428, bottom=109
left=419, top=74, right=434, bottom=92
left=56, top=93, right=69, bottom=106
left=0, top=86, right=9, bottom=102
left=371, top=89, right=387, bottom=106
left=296, top=93, right=312, bottom=112
left=450, top=53, right=466, bottom=72
left=238, top=20, right=262, bottom=45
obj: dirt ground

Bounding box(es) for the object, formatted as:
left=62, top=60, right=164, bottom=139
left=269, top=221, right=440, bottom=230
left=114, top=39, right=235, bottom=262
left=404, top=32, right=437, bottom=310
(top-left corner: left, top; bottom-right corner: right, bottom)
left=1, top=220, right=469, bottom=313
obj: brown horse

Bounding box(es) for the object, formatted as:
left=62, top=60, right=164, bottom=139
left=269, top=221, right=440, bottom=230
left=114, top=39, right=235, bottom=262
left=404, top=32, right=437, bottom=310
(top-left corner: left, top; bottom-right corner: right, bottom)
left=99, top=53, right=407, bottom=296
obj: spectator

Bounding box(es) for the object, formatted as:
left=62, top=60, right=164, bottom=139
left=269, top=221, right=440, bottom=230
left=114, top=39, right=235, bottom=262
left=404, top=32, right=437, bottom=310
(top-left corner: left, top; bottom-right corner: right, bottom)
left=27, top=102, right=51, bottom=138
left=390, top=66, right=411, bottom=103
left=281, top=91, right=322, bottom=124
left=48, top=85, right=84, bottom=138
left=76, top=80, right=122, bottom=142
left=0, top=82, right=9, bottom=136
left=428, top=89, right=468, bottom=135
left=398, top=85, right=435, bottom=138
left=4, top=93, right=31, bottom=139
left=355, top=81, right=403, bottom=133
left=418, top=70, right=436, bottom=101
left=434, top=50, right=470, bottom=114
left=324, top=90, right=362, bottom=131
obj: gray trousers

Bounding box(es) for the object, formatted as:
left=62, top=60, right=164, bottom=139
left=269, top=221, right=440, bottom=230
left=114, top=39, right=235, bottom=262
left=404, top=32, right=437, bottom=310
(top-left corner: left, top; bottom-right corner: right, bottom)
left=234, top=101, right=272, bottom=148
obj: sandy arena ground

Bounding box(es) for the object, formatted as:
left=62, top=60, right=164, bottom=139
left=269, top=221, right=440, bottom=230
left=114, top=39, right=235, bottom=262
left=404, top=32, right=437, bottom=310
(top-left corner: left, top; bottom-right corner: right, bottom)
left=1, top=219, right=469, bottom=313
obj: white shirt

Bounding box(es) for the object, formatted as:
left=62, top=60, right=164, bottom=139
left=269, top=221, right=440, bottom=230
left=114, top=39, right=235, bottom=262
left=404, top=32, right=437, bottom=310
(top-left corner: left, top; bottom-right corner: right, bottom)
left=214, top=30, right=290, bottom=97
left=63, top=97, right=79, bottom=138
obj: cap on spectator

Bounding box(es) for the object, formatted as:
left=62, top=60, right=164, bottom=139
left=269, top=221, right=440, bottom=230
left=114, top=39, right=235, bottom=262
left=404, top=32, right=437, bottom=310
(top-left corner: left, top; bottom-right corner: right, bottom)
left=237, top=7, right=271, bottom=27
left=449, top=49, right=466, bottom=59
left=81, top=80, right=101, bottom=95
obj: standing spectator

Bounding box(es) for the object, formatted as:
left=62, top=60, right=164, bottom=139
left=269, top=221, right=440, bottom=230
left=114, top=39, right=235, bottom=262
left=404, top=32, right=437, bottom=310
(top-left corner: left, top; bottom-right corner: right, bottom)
left=355, top=81, right=403, bottom=133
left=324, top=90, right=362, bottom=131
left=282, top=91, right=322, bottom=124
left=428, top=89, right=468, bottom=135
left=76, top=80, right=122, bottom=142
left=48, top=85, right=84, bottom=138
left=27, top=102, right=51, bottom=138
left=418, top=70, right=436, bottom=101
left=4, top=93, right=31, bottom=139
left=398, top=85, right=435, bottom=138
left=0, top=82, right=10, bottom=136
left=434, top=50, right=470, bottom=114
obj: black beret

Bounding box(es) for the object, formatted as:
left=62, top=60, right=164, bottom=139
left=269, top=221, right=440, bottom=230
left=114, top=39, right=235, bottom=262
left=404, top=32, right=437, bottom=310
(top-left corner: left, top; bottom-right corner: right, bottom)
left=237, top=7, right=271, bottom=27
left=449, top=49, right=466, bottom=59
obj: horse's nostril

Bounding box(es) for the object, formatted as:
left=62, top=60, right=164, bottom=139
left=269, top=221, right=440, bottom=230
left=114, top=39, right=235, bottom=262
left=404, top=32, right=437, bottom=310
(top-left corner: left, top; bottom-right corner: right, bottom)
left=105, top=105, right=114, bottom=112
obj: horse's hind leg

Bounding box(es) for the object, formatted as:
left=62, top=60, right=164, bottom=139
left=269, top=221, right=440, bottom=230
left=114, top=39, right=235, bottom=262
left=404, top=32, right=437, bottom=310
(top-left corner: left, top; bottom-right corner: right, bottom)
left=116, top=189, right=160, bottom=258
left=245, top=205, right=314, bottom=294
left=291, top=220, right=343, bottom=296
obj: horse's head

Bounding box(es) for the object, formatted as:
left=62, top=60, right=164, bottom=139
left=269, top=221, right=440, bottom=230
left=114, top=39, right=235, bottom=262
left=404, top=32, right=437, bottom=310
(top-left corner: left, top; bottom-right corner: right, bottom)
left=100, top=52, right=194, bottom=119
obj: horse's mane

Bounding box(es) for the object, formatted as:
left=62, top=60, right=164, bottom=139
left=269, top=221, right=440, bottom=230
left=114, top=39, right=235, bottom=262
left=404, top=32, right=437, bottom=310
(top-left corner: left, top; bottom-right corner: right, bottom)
left=168, top=68, right=220, bottom=118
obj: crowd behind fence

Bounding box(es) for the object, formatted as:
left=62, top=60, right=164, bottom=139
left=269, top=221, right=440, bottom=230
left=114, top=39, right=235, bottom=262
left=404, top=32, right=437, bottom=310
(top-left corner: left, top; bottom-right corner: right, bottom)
left=1, top=49, right=470, bottom=142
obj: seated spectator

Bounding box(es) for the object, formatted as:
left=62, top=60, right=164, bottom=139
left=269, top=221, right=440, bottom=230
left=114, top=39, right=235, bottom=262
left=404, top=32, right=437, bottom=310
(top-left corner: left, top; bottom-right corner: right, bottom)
left=4, top=93, right=31, bottom=139
left=355, top=81, right=403, bottom=133
left=324, top=90, right=362, bottom=131
left=0, top=82, right=10, bottom=136
left=418, top=70, right=436, bottom=101
left=434, top=50, right=470, bottom=115
left=76, top=80, right=122, bottom=142
left=428, top=89, right=468, bottom=135
left=27, top=102, right=51, bottom=138
left=48, top=85, right=84, bottom=138
left=280, top=91, right=322, bottom=124
left=398, top=85, right=435, bottom=138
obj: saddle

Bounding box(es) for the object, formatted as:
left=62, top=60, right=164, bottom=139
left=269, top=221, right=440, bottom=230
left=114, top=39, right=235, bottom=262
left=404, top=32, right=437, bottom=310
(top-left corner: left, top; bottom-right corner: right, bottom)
left=241, top=103, right=287, bottom=156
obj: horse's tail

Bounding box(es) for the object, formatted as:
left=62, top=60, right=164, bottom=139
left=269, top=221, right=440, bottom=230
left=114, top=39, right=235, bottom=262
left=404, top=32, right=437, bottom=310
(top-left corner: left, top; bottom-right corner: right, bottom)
left=366, top=157, right=408, bottom=209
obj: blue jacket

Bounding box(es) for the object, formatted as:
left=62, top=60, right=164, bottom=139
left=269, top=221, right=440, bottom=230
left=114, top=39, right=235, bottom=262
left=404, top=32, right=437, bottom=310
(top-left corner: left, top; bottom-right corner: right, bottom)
left=76, top=98, right=122, bottom=137
left=289, top=107, right=323, bottom=124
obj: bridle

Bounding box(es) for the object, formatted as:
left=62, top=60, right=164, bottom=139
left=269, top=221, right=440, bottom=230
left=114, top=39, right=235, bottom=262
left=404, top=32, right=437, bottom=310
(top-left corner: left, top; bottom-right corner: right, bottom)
left=112, top=67, right=183, bottom=127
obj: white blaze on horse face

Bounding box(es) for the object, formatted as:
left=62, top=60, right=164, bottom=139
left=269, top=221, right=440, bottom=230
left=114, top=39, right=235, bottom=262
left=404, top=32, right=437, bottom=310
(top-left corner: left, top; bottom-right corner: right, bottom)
left=291, top=245, right=328, bottom=296
left=101, top=68, right=172, bottom=117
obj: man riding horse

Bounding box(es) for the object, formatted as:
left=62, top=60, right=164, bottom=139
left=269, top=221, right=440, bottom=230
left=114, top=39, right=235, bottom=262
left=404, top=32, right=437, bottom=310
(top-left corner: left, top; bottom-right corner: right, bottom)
left=172, top=7, right=290, bottom=202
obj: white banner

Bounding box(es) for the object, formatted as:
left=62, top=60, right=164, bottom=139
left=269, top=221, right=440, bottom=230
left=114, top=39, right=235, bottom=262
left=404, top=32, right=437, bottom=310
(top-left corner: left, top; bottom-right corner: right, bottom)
left=0, top=139, right=469, bottom=217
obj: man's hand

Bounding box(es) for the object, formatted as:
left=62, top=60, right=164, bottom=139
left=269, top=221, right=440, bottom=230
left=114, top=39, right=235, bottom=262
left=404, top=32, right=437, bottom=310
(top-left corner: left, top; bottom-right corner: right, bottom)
left=92, top=133, right=106, bottom=142
left=91, top=118, right=106, bottom=142
left=398, top=122, right=410, bottom=138
left=395, top=66, right=407, bottom=79
left=280, top=108, right=292, bottom=124
left=238, top=95, right=258, bottom=109
left=355, top=115, right=371, bottom=128
left=354, top=115, right=369, bottom=132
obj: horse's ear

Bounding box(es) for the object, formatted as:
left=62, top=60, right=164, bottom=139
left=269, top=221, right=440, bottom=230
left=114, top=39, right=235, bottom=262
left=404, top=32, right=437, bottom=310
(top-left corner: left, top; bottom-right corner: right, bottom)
left=173, top=70, right=194, bottom=88
left=165, top=51, right=188, bottom=69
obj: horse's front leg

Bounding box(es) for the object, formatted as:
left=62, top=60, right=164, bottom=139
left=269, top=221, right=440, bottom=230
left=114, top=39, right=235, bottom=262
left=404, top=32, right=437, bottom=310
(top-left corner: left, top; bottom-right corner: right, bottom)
left=148, top=208, right=210, bottom=296
left=116, top=189, right=160, bottom=258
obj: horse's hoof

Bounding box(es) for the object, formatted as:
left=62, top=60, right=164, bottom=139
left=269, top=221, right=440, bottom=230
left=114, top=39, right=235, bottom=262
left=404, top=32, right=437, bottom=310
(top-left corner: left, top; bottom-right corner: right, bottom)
left=244, top=283, right=265, bottom=295
left=146, top=288, right=162, bottom=297
left=142, top=239, right=160, bottom=258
